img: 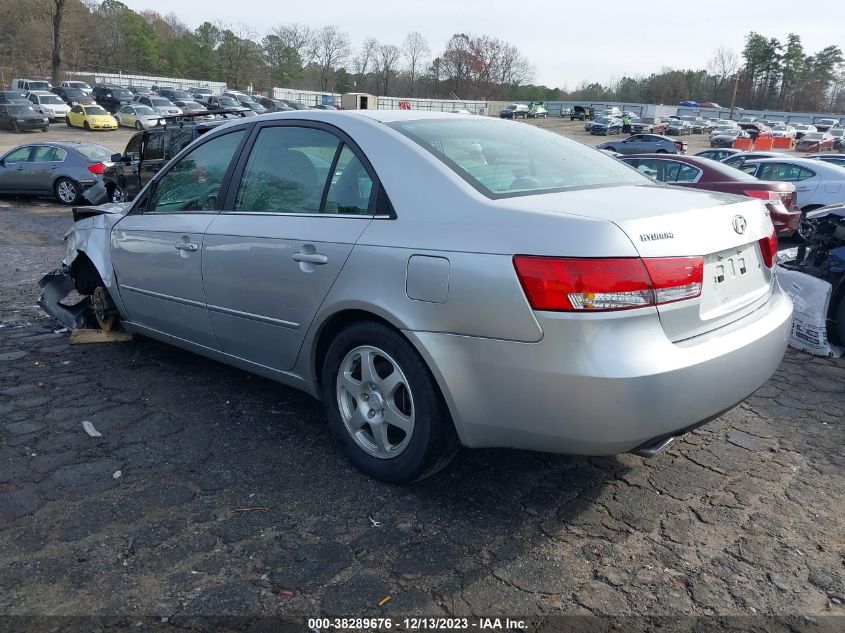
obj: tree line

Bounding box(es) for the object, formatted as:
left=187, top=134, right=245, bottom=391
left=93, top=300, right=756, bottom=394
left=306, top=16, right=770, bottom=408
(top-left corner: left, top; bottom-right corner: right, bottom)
left=0, top=2, right=842, bottom=112
left=0, top=0, right=535, bottom=100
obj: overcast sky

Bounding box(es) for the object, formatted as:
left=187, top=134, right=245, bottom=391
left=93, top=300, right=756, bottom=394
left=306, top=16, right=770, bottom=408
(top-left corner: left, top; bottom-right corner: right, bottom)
left=127, top=0, right=845, bottom=87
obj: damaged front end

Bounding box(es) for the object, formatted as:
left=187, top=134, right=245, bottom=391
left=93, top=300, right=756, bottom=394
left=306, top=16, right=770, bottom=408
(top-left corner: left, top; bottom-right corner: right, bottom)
left=37, top=202, right=130, bottom=330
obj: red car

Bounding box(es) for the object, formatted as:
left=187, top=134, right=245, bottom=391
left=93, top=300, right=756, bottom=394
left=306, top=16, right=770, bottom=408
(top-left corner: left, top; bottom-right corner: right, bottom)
left=619, top=154, right=801, bottom=235
left=796, top=132, right=835, bottom=152
left=629, top=117, right=669, bottom=134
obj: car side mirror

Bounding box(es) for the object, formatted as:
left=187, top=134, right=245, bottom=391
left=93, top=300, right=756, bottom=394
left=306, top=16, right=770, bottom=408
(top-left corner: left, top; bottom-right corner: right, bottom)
left=111, top=153, right=122, bottom=163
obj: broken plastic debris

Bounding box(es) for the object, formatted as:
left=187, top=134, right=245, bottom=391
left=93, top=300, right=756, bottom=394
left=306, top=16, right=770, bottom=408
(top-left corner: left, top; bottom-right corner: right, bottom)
left=82, top=420, right=102, bottom=437
left=279, top=589, right=295, bottom=598
left=54, top=328, right=68, bottom=334
left=368, top=515, right=382, bottom=527
left=378, top=596, right=391, bottom=607
left=112, top=470, right=122, bottom=479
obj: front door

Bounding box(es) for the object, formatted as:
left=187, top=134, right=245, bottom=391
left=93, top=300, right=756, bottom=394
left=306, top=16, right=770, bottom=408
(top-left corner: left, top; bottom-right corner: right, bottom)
left=111, top=128, right=248, bottom=348
left=0, top=146, right=35, bottom=192
left=202, top=123, right=377, bottom=370
left=138, top=129, right=166, bottom=188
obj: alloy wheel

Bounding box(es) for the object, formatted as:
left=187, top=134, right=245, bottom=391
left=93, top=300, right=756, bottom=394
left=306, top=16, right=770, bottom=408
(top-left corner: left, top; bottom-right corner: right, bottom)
left=56, top=180, right=78, bottom=204
left=336, top=345, right=415, bottom=459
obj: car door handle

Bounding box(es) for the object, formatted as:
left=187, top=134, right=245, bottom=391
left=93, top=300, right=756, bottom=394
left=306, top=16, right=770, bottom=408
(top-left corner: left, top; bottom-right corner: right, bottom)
left=291, top=252, right=328, bottom=264
left=174, top=242, right=198, bottom=252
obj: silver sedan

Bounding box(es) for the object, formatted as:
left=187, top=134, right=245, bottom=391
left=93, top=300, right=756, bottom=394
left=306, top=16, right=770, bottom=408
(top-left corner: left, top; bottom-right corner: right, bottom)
left=39, top=111, right=792, bottom=482
left=114, top=104, right=163, bottom=130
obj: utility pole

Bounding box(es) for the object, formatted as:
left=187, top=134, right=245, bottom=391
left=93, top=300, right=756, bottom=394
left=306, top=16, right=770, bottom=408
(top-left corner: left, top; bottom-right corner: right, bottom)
left=729, top=73, right=740, bottom=121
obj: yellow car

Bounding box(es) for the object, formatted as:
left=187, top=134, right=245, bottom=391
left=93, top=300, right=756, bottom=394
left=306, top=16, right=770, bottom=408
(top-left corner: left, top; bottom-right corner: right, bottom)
left=66, top=104, right=118, bottom=131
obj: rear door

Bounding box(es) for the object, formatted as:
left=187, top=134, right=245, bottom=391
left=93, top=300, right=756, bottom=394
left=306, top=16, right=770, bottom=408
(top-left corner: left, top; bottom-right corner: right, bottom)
left=757, top=162, right=820, bottom=205
left=202, top=121, right=378, bottom=370
left=29, top=145, right=67, bottom=193
left=111, top=128, right=249, bottom=347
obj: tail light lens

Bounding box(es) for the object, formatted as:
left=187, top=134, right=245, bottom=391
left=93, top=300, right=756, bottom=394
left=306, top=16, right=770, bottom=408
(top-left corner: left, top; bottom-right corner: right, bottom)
left=87, top=162, right=106, bottom=175
left=743, top=189, right=780, bottom=203
left=513, top=256, right=703, bottom=312
left=758, top=230, right=778, bottom=268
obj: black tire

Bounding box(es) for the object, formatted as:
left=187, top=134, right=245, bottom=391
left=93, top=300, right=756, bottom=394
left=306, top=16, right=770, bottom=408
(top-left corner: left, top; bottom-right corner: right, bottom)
left=656, top=149, right=668, bottom=154
left=135, top=121, right=143, bottom=130
left=41, top=127, right=48, bottom=132
left=83, top=121, right=90, bottom=131
left=66, top=117, right=72, bottom=127
left=321, top=321, right=459, bottom=483
left=54, top=177, right=80, bottom=205
left=12, top=123, right=19, bottom=133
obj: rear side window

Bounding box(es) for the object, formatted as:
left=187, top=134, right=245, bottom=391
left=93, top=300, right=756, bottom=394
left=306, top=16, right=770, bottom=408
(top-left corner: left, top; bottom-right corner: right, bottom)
left=148, top=130, right=246, bottom=213
left=233, top=126, right=373, bottom=215
left=32, top=146, right=66, bottom=162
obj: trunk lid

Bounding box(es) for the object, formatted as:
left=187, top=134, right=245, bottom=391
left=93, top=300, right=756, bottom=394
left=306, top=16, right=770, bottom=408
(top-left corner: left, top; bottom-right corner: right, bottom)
left=505, top=184, right=776, bottom=341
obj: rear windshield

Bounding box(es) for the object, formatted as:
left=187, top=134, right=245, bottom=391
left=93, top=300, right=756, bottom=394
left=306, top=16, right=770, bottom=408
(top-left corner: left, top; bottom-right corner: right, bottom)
left=804, top=133, right=823, bottom=140
left=40, top=95, right=64, bottom=104
left=84, top=106, right=108, bottom=115
left=391, top=118, right=647, bottom=199
left=150, top=98, right=171, bottom=106
left=76, top=144, right=114, bottom=161
left=28, top=82, right=51, bottom=90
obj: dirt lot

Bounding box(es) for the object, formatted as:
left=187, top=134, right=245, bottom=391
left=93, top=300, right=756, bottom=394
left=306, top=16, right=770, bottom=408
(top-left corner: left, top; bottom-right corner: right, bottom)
left=0, top=120, right=843, bottom=624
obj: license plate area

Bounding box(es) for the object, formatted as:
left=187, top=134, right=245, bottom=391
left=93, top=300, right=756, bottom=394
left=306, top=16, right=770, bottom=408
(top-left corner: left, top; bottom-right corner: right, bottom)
left=700, top=242, right=769, bottom=320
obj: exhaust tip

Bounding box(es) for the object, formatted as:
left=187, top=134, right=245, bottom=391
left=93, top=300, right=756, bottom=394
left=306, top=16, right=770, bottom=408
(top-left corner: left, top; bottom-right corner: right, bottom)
left=631, top=435, right=676, bottom=458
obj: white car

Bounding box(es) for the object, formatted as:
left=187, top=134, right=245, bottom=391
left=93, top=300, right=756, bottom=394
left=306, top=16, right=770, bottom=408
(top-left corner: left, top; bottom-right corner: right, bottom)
left=133, top=95, right=182, bottom=117
left=771, top=125, right=796, bottom=138
left=26, top=90, right=70, bottom=121
left=740, top=157, right=845, bottom=210
left=61, top=81, right=93, bottom=96
left=188, top=87, right=214, bottom=104
left=114, top=104, right=163, bottom=130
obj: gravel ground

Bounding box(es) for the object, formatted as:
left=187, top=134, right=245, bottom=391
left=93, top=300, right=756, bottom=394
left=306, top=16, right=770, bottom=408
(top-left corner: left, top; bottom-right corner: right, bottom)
left=0, top=122, right=843, bottom=624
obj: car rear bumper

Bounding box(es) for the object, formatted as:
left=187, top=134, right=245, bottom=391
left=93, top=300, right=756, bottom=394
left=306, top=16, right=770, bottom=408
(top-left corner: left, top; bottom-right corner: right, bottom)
left=407, top=281, right=791, bottom=455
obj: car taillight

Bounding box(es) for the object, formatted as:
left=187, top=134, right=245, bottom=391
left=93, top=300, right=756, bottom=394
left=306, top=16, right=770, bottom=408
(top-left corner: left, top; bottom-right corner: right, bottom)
left=87, top=162, right=106, bottom=175
left=743, top=189, right=781, bottom=203
left=758, top=230, right=777, bottom=268
left=513, top=256, right=703, bottom=312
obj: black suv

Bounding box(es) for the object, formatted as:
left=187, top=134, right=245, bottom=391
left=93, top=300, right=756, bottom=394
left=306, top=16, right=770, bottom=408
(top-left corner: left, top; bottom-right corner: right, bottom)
left=103, top=118, right=225, bottom=203
left=92, top=84, right=133, bottom=113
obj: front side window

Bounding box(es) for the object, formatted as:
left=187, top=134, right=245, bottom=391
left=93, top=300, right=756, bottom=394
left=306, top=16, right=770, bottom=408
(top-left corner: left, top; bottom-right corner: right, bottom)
left=392, top=118, right=646, bottom=198
left=148, top=130, right=245, bottom=213
left=3, top=147, right=32, bottom=164
left=124, top=133, right=142, bottom=157
left=144, top=132, right=166, bottom=161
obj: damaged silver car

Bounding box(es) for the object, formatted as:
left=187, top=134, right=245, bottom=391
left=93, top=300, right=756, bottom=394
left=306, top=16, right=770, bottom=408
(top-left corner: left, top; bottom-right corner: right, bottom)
left=39, top=111, right=792, bottom=483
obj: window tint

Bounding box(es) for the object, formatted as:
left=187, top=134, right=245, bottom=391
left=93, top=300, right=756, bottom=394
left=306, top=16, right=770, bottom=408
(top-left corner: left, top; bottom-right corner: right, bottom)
left=144, top=132, right=166, bottom=161
left=148, top=130, right=245, bottom=213
left=664, top=162, right=701, bottom=183
left=324, top=145, right=375, bottom=214
left=757, top=163, right=814, bottom=182
left=3, top=147, right=32, bottom=163
left=125, top=134, right=142, bottom=157
left=234, top=126, right=342, bottom=214
left=393, top=119, right=645, bottom=198
left=32, top=146, right=66, bottom=162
